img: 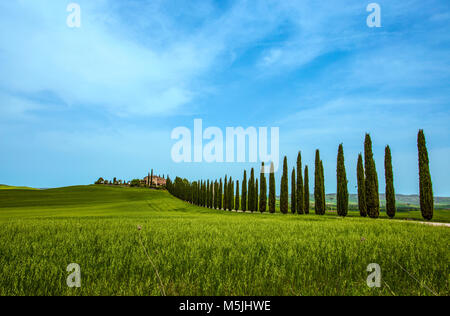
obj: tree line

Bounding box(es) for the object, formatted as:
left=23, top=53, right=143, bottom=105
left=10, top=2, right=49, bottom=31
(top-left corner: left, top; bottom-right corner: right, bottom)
left=167, top=130, right=434, bottom=220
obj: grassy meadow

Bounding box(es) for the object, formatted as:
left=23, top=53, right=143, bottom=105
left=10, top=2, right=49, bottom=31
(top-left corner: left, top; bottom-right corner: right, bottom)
left=0, top=185, right=448, bottom=296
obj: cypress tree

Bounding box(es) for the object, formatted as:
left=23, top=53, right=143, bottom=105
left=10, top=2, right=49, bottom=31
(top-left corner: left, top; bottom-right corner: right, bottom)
left=197, top=181, right=201, bottom=205
left=224, top=176, right=228, bottom=211
left=304, top=166, right=310, bottom=214
left=291, top=168, right=296, bottom=214
left=235, top=180, right=240, bottom=211
left=219, top=179, right=223, bottom=210
left=320, top=160, right=326, bottom=214
left=203, top=181, right=207, bottom=207
left=207, top=180, right=210, bottom=208
left=210, top=180, right=214, bottom=208
left=203, top=181, right=208, bottom=207
left=296, top=152, right=304, bottom=214
left=209, top=180, right=212, bottom=208
left=269, top=162, right=276, bottom=213
left=199, top=181, right=202, bottom=206
left=385, top=145, right=396, bottom=219
left=314, top=150, right=325, bottom=215
left=255, top=179, right=259, bottom=212
left=242, top=170, right=247, bottom=212
left=229, top=178, right=234, bottom=211
left=418, top=130, right=433, bottom=220
left=210, top=181, right=214, bottom=208
left=205, top=180, right=208, bottom=207
left=259, top=163, right=267, bottom=213
left=336, top=144, right=349, bottom=217
left=280, top=156, right=289, bottom=214
left=364, top=134, right=380, bottom=218
left=249, top=168, right=255, bottom=212
left=216, top=180, right=220, bottom=209
left=357, top=154, right=367, bottom=217
left=213, top=181, right=217, bottom=209
left=150, top=169, right=153, bottom=188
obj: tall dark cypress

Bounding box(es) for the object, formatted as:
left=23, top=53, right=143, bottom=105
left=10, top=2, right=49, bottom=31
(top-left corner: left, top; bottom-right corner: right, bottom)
left=296, top=152, right=304, bottom=214
left=219, top=179, right=223, bottom=210
left=199, top=180, right=202, bottom=206
left=418, top=130, right=433, bottom=220
left=269, top=162, right=276, bottom=213
left=280, top=156, right=289, bottom=214
left=199, top=181, right=203, bottom=206
left=211, top=181, right=214, bottom=208
left=320, top=160, right=326, bottom=214
left=254, top=179, right=259, bottom=213
left=216, top=180, right=220, bottom=209
left=384, top=146, right=396, bottom=218
left=291, top=168, right=296, bottom=214
left=229, top=178, right=234, bottom=211
left=249, top=168, right=255, bottom=212
left=207, top=180, right=210, bottom=208
left=336, top=144, right=349, bottom=217
left=203, top=181, right=207, bottom=207
left=314, top=150, right=325, bottom=215
left=210, top=180, right=213, bottom=208
left=210, top=181, right=214, bottom=208
left=242, top=170, right=247, bottom=212
left=150, top=169, right=153, bottom=188
left=260, top=163, right=267, bottom=213
left=224, top=176, right=228, bottom=211
left=304, top=166, right=310, bottom=214
left=197, top=181, right=201, bottom=206
left=364, top=134, right=380, bottom=218
left=357, top=153, right=367, bottom=217
left=213, top=181, right=217, bottom=209
left=206, top=181, right=209, bottom=207
left=235, top=180, right=240, bottom=211
left=207, top=180, right=211, bottom=208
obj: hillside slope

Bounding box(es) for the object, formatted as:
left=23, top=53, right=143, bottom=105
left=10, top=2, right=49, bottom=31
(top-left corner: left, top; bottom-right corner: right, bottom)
left=0, top=185, right=448, bottom=296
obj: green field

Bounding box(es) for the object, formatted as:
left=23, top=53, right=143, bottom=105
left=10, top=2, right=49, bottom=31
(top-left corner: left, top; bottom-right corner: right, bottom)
left=0, top=185, right=448, bottom=296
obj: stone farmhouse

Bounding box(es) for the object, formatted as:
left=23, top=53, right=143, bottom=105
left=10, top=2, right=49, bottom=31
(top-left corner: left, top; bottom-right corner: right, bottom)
left=143, top=175, right=167, bottom=187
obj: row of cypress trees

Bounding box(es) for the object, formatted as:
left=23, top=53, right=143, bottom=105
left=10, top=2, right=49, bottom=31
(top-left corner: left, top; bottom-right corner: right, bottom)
left=167, top=130, right=434, bottom=220
left=355, top=131, right=433, bottom=220
left=167, top=158, right=312, bottom=215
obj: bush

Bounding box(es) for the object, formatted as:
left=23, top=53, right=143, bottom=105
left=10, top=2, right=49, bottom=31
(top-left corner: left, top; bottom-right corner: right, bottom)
left=130, top=179, right=141, bottom=187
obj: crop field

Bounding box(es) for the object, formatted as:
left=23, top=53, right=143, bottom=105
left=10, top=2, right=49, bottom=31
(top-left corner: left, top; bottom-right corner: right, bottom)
left=0, top=185, right=448, bottom=296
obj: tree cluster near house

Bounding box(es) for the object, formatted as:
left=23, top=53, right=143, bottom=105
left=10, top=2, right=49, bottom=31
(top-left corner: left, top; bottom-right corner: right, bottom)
left=94, top=171, right=167, bottom=189
left=167, top=130, right=434, bottom=221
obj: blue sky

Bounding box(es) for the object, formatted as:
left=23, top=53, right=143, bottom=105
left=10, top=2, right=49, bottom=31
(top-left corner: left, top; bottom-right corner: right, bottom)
left=0, top=0, right=449, bottom=195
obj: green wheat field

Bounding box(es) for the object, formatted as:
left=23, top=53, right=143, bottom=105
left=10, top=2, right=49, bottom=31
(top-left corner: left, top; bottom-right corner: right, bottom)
left=0, top=185, right=448, bottom=296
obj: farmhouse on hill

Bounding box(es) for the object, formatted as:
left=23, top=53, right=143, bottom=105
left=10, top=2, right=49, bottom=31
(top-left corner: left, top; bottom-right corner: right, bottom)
left=143, top=174, right=166, bottom=187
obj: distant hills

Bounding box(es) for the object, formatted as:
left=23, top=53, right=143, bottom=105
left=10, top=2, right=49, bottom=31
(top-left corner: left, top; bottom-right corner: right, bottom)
left=323, top=194, right=450, bottom=210
left=1, top=184, right=449, bottom=210
left=0, top=185, right=39, bottom=190
left=283, top=193, right=450, bottom=210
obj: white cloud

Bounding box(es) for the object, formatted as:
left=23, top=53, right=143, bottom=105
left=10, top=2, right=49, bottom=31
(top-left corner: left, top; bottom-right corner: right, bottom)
left=0, top=1, right=222, bottom=117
